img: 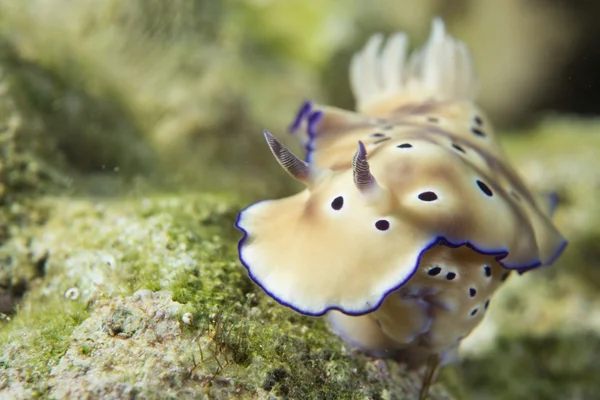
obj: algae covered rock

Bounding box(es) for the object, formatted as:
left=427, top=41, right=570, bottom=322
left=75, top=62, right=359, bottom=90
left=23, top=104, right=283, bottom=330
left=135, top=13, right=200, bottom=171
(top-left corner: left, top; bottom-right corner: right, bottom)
left=0, top=1, right=597, bottom=399
left=0, top=195, right=454, bottom=399
left=47, top=290, right=195, bottom=399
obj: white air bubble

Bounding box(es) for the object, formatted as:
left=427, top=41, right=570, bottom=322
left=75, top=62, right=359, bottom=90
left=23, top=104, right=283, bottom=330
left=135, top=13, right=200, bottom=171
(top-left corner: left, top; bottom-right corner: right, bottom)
left=64, top=287, right=80, bottom=300
left=182, top=313, right=194, bottom=325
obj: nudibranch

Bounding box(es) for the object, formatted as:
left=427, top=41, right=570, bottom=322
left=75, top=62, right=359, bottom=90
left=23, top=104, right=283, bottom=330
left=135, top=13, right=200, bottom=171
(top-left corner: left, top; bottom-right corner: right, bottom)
left=235, top=17, right=567, bottom=395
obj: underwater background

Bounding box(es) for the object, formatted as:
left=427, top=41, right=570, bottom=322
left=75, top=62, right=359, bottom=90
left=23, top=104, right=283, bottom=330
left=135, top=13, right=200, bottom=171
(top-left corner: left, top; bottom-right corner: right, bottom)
left=0, top=1, right=599, bottom=399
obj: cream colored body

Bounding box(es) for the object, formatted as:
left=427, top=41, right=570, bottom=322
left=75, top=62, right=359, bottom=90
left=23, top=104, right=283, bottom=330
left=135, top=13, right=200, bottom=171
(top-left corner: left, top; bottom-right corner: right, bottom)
left=236, top=18, right=566, bottom=364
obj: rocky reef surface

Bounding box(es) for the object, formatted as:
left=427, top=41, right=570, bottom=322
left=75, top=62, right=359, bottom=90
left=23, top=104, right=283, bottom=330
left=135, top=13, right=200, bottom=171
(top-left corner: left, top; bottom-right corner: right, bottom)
left=2, top=192, right=456, bottom=399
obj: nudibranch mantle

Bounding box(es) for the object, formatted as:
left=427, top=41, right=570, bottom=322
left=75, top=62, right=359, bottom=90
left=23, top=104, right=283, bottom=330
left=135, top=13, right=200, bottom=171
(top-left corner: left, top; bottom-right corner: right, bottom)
left=235, top=19, right=567, bottom=323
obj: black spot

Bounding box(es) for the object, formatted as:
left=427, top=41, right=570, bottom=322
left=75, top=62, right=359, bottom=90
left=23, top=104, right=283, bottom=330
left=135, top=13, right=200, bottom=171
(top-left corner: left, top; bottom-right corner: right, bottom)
left=511, top=191, right=521, bottom=201
left=446, top=272, right=456, bottom=281
left=484, top=299, right=490, bottom=309
left=476, top=180, right=493, bottom=197
left=331, top=196, right=344, bottom=210
left=397, top=143, right=412, bottom=148
left=501, top=271, right=510, bottom=281
left=427, top=117, right=439, bottom=123
left=483, top=265, right=492, bottom=277
left=418, top=191, right=438, bottom=202
left=375, top=220, right=390, bottom=231
left=469, top=288, right=477, bottom=297
left=470, top=308, right=478, bottom=316
left=474, top=116, right=483, bottom=126
left=381, top=125, right=395, bottom=130
left=370, top=132, right=385, bottom=137
left=427, top=266, right=441, bottom=276
left=472, top=127, right=486, bottom=137
left=452, top=143, right=466, bottom=153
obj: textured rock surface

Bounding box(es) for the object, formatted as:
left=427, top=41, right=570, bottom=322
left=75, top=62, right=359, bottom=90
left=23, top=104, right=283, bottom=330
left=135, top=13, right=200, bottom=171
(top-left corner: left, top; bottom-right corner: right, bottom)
left=0, top=195, right=454, bottom=399
left=47, top=290, right=194, bottom=399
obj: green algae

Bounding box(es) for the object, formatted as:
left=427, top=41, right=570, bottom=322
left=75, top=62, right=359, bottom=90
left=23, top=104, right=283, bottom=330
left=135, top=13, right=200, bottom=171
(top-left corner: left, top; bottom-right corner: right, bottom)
left=0, top=291, right=89, bottom=395
left=0, top=194, right=452, bottom=399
